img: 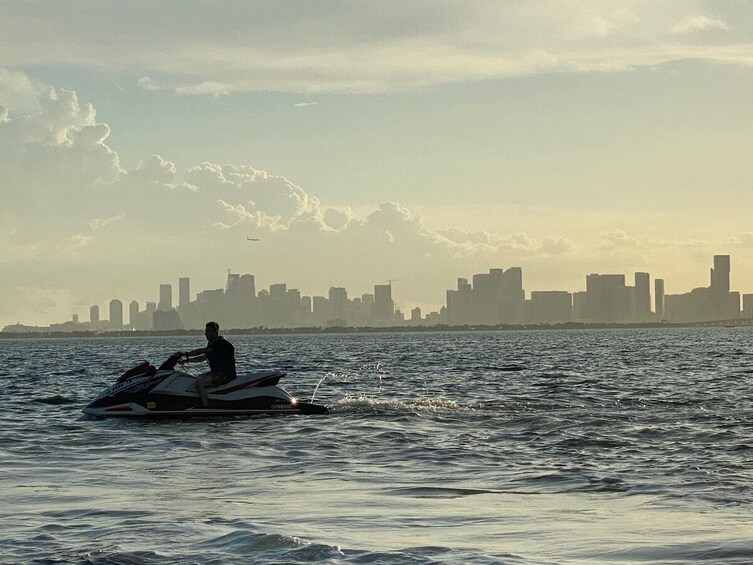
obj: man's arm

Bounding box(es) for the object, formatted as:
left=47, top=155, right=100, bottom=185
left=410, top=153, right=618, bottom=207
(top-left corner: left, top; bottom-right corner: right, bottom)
left=185, top=353, right=207, bottom=363
left=178, top=347, right=209, bottom=364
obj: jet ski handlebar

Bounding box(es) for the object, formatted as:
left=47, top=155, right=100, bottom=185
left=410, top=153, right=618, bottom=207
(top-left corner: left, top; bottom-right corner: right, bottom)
left=158, top=352, right=183, bottom=371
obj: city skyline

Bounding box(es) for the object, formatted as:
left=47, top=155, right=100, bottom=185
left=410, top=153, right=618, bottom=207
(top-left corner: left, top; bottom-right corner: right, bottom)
left=4, top=3, right=753, bottom=328
left=6, top=254, right=750, bottom=332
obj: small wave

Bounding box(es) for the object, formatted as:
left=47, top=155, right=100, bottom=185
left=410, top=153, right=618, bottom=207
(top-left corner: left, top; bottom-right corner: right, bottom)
left=493, top=364, right=527, bottom=372
left=83, top=548, right=173, bottom=564
left=197, top=529, right=345, bottom=560
left=601, top=539, right=753, bottom=562
left=385, top=486, right=501, bottom=499
left=731, top=443, right=753, bottom=451
left=198, top=529, right=302, bottom=552
left=32, top=395, right=77, bottom=405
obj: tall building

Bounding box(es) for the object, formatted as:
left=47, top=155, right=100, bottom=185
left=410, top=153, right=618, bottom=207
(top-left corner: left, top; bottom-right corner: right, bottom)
left=446, top=278, right=472, bottom=325
left=499, top=267, right=525, bottom=324
left=710, top=255, right=732, bottom=319
left=329, top=287, right=347, bottom=324
left=129, top=301, right=140, bottom=328
left=711, top=255, right=730, bottom=293
left=585, top=274, right=631, bottom=323
left=225, top=272, right=241, bottom=296
left=179, top=277, right=190, bottom=307
left=654, top=279, right=665, bottom=321
left=312, top=296, right=329, bottom=326
left=89, top=305, right=99, bottom=329
left=373, top=284, right=394, bottom=322
left=529, top=291, right=572, bottom=324
left=239, top=274, right=255, bottom=299
left=270, top=283, right=287, bottom=300
left=158, top=284, right=172, bottom=311
left=572, top=291, right=588, bottom=321
left=410, top=307, right=422, bottom=323
left=471, top=272, right=493, bottom=324
left=465, top=268, right=526, bottom=325
left=109, top=299, right=123, bottom=329
left=634, top=272, right=651, bottom=322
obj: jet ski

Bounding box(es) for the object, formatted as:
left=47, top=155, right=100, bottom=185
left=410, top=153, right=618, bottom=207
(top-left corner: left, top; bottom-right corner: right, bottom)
left=82, top=353, right=329, bottom=418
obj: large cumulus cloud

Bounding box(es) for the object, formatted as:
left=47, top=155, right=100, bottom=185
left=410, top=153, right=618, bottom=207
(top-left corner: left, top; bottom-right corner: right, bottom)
left=0, top=80, right=123, bottom=233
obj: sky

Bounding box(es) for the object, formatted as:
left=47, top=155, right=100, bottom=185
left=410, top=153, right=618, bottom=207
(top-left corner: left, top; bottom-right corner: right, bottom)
left=2, top=1, right=753, bottom=327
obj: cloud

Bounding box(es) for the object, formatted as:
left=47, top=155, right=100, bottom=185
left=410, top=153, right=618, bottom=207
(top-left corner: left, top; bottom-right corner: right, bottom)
left=89, top=214, right=125, bottom=231
left=131, top=155, right=178, bottom=185
left=174, top=81, right=230, bottom=97
left=137, top=76, right=160, bottom=91
left=601, top=228, right=641, bottom=248
left=1, top=3, right=752, bottom=94
left=730, top=233, right=753, bottom=247
left=673, top=16, right=729, bottom=35
left=540, top=238, right=575, bottom=256
left=0, top=76, right=124, bottom=246
left=71, top=234, right=91, bottom=246
left=0, top=68, right=40, bottom=113
left=322, top=207, right=354, bottom=231
left=185, top=163, right=321, bottom=228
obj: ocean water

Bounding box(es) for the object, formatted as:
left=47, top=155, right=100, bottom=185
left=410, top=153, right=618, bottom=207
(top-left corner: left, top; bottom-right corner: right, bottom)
left=1, top=328, right=751, bottom=564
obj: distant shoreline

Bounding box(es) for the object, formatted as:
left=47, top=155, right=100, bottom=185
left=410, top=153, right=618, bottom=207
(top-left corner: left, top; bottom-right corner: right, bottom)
left=1, top=321, right=749, bottom=339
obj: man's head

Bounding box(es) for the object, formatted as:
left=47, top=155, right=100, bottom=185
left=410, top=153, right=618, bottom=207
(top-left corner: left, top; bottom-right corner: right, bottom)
left=205, top=321, right=220, bottom=339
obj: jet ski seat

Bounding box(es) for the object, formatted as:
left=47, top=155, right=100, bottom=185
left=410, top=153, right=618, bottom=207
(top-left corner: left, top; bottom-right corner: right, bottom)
left=117, top=362, right=157, bottom=383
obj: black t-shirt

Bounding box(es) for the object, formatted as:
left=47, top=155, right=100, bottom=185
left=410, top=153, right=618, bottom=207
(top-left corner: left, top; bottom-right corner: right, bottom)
left=206, top=336, right=236, bottom=378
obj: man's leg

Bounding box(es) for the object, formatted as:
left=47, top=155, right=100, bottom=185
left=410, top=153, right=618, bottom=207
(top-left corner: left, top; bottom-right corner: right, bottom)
left=196, top=373, right=213, bottom=407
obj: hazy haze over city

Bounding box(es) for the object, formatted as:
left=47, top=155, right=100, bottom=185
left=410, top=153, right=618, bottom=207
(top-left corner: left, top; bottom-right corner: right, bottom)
left=3, top=1, right=753, bottom=327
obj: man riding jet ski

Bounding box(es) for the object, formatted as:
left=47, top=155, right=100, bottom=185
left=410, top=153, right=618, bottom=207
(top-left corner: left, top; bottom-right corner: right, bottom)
left=177, top=321, right=237, bottom=407
left=81, top=328, right=328, bottom=417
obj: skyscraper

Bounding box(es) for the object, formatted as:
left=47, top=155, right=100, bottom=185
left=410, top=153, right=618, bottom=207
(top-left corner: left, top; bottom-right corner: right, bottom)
left=634, top=272, right=651, bottom=322
left=129, top=300, right=140, bottom=328
left=529, top=291, right=572, bottom=324
left=239, top=274, right=255, bottom=299
left=654, top=279, right=665, bottom=321
left=373, top=284, right=394, bottom=322
left=270, top=283, right=287, bottom=300
left=89, top=305, right=99, bottom=330
left=585, top=274, right=631, bottom=323
left=158, top=284, right=172, bottom=311
left=109, top=299, right=123, bottom=329
left=711, top=255, right=730, bottom=294
left=225, top=272, right=241, bottom=296
left=329, top=287, right=347, bottom=324
left=710, top=255, right=731, bottom=319
left=500, top=267, right=525, bottom=324
left=179, top=277, right=190, bottom=307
